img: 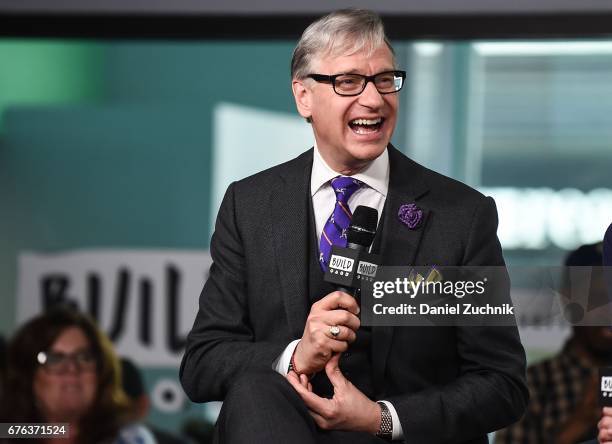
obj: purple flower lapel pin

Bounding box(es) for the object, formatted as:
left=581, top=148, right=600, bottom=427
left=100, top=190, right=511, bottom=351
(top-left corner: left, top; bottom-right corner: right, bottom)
left=398, top=203, right=423, bottom=230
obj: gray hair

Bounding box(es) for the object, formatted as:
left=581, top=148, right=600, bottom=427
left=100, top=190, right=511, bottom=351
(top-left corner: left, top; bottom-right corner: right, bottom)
left=291, top=9, right=395, bottom=80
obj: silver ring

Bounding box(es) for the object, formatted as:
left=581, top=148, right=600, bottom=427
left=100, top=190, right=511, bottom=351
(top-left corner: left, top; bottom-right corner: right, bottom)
left=329, top=325, right=341, bottom=338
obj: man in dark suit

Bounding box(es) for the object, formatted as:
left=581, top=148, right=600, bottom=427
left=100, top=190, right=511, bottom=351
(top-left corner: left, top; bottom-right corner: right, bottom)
left=605, top=223, right=612, bottom=266
left=180, top=9, right=527, bottom=443
left=599, top=224, right=612, bottom=444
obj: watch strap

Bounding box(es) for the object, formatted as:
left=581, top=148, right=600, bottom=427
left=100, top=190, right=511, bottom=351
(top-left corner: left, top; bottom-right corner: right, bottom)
left=376, top=401, right=393, bottom=441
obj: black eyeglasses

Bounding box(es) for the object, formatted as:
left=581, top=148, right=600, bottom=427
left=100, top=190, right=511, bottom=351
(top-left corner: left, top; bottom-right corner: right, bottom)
left=307, top=70, right=406, bottom=96
left=37, top=349, right=98, bottom=374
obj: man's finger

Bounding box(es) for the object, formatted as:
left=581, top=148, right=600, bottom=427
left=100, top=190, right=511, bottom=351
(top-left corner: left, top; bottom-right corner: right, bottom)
left=287, top=370, right=308, bottom=394
left=309, top=410, right=330, bottom=430
left=599, top=429, right=612, bottom=444
left=321, top=310, right=360, bottom=332
left=301, top=390, right=330, bottom=415
left=601, top=427, right=612, bottom=442
left=324, top=324, right=356, bottom=342
left=287, top=371, right=330, bottom=414
left=325, top=353, right=346, bottom=388
left=317, top=291, right=360, bottom=315
left=329, top=339, right=349, bottom=354
left=300, top=373, right=309, bottom=388
left=287, top=372, right=300, bottom=389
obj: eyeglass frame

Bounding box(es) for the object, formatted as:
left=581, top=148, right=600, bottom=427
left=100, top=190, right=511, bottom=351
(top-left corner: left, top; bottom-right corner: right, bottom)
left=36, top=349, right=99, bottom=374
left=306, top=70, right=407, bottom=97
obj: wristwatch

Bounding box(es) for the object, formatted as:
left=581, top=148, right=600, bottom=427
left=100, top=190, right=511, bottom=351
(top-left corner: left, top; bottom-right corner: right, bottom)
left=376, top=401, right=393, bottom=441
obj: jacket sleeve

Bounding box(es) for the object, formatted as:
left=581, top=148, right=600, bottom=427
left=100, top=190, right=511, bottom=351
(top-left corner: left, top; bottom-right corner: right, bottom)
left=388, top=197, right=529, bottom=443
left=179, top=182, right=287, bottom=402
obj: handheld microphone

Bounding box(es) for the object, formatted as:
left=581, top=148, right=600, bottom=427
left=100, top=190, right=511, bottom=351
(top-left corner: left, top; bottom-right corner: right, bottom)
left=600, top=367, right=612, bottom=407
left=347, top=206, right=378, bottom=252
left=324, top=205, right=380, bottom=296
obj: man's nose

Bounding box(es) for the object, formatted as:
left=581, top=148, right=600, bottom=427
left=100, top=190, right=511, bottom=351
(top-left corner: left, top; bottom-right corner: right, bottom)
left=358, top=81, right=385, bottom=108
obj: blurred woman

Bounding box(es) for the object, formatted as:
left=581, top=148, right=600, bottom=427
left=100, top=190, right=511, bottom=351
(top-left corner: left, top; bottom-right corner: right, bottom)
left=2, top=308, right=155, bottom=443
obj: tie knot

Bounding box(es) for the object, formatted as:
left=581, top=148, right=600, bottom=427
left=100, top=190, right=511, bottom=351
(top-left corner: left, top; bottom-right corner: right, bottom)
left=330, top=176, right=362, bottom=203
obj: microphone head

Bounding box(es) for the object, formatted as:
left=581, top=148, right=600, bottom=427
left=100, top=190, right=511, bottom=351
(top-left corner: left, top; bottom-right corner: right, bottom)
left=347, top=205, right=378, bottom=248
left=600, top=367, right=612, bottom=406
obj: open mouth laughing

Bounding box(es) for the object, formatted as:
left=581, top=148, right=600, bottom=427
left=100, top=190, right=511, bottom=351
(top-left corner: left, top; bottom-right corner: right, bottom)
left=348, top=117, right=384, bottom=135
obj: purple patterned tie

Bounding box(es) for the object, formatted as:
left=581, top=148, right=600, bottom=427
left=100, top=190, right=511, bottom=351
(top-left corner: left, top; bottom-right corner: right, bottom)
left=319, top=176, right=363, bottom=271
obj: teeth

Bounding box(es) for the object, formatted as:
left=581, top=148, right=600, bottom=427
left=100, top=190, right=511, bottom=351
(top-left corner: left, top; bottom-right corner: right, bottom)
left=350, top=118, right=382, bottom=126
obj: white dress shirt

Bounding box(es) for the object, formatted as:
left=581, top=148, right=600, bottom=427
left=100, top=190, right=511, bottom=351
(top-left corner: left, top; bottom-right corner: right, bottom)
left=310, top=145, right=388, bottom=242
left=273, top=145, right=403, bottom=440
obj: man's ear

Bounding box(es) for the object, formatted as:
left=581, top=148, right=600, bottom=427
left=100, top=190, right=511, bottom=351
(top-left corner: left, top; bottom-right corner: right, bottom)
left=292, top=79, right=312, bottom=121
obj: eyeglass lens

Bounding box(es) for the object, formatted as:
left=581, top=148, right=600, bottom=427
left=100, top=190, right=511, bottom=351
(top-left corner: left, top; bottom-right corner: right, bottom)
left=334, top=72, right=403, bottom=95
left=37, top=349, right=97, bottom=373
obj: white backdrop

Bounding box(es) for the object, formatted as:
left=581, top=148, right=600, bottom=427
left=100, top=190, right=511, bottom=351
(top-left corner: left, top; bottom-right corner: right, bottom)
left=17, top=249, right=212, bottom=367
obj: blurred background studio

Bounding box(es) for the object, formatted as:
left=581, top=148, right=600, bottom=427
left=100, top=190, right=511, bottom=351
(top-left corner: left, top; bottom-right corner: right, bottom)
left=1, top=0, right=611, bottom=441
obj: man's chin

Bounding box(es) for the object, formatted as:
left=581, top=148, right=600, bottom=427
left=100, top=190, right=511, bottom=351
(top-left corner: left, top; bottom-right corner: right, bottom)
left=347, top=143, right=388, bottom=162
left=334, top=146, right=386, bottom=175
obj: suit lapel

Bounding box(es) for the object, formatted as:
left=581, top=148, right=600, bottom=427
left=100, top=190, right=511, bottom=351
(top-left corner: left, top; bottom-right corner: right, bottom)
left=372, top=146, right=431, bottom=395
left=271, top=150, right=313, bottom=338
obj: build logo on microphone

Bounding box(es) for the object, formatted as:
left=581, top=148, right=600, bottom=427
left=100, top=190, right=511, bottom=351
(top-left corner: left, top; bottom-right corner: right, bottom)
left=602, top=377, right=612, bottom=398
left=600, top=368, right=612, bottom=406
left=329, top=255, right=355, bottom=274
left=356, top=261, right=378, bottom=280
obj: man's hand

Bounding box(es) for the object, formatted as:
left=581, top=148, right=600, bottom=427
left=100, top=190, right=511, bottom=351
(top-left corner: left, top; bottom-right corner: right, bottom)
left=287, top=354, right=381, bottom=434
left=598, top=407, right=612, bottom=443
left=293, top=291, right=360, bottom=375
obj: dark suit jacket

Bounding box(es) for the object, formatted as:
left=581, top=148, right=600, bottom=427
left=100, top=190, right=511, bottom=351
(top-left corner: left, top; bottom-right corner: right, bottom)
left=180, top=146, right=528, bottom=443
left=605, top=224, right=612, bottom=302
left=605, top=223, right=612, bottom=266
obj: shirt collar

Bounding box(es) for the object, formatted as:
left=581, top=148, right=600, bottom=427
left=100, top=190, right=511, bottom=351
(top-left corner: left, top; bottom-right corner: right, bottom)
left=311, top=144, right=389, bottom=197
